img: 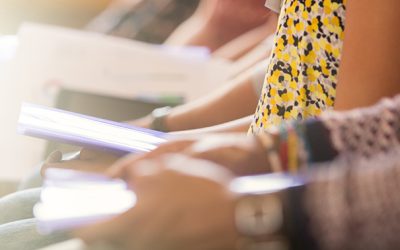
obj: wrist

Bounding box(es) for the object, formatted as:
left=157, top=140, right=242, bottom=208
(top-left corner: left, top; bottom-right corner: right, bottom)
left=149, top=106, right=172, bottom=132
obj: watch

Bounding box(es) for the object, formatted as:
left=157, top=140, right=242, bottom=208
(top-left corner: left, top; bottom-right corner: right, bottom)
left=234, top=193, right=288, bottom=250
left=235, top=194, right=284, bottom=237
left=150, top=106, right=172, bottom=132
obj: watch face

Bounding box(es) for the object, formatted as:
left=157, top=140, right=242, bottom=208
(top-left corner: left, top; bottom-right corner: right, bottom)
left=236, top=195, right=283, bottom=236
left=152, top=106, right=172, bottom=118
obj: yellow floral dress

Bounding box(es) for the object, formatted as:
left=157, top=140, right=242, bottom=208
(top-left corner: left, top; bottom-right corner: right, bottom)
left=250, top=0, right=347, bottom=134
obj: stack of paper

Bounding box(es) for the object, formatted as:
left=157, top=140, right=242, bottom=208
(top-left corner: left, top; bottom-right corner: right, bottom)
left=18, top=103, right=167, bottom=154
left=35, top=169, right=136, bottom=234
left=14, top=23, right=232, bottom=102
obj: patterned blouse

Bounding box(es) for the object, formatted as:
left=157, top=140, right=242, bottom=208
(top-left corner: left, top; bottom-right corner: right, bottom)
left=250, top=0, right=347, bottom=134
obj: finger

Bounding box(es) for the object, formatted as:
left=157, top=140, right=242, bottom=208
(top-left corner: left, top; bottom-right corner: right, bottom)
left=79, top=148, right=103, bottom=160
left=107, top=140, right=194, bottom=179
left=44, top=150, right=63, bottom=164
left=42, top=160, right=106, bottom=176
left=135, top=201, right=182, bottom=250
left=106, top=153, right=147, bottom=179
left=75, top=204, right=146, bottom=246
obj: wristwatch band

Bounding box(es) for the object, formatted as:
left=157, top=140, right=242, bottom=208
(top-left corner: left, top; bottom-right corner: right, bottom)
left=150, top=106, right=172, bottom=132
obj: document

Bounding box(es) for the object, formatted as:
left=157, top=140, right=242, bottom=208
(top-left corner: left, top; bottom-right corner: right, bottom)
left=18, top=103, right=167, bottom=154
left=34, top=168, right=136, bottom=233
left=15, top=23, right=232, bottom=101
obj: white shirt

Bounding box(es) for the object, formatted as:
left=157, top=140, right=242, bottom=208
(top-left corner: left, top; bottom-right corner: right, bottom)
left=265, top=0, right=283, bottom=13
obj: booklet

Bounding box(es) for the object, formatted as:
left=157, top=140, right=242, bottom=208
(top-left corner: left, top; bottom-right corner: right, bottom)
left=34, top=168, right=136, bottom=233
left=15, top=23, right=231, bottom=102
left=17, top=103, right=168, bottom=154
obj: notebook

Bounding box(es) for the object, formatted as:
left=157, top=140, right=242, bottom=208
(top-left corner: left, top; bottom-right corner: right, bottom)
left=17, top=103, right=168, bottom=154
left=34, top=168, right=136, bottom=233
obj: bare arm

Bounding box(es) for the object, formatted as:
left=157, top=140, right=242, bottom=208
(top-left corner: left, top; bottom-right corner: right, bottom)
left=334, top=0, right=400, bottom=110
left=212, top=13, right=278, bottom=61
left=132, top=67, right=261, bottom=132
left=166, top=0, right=271, bottom=52
left=171, top=115, right=253, bottom=136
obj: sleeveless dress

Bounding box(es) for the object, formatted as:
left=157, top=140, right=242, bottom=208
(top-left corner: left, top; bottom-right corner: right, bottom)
left=250, top=0, right=347, bottom=134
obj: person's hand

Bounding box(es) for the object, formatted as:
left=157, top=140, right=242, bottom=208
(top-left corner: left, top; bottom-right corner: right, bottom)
left=126, top=115, right=152, bottom=129
left=108, top=133, right=272, bottom=179
left=76, top=155, right=239, bottom=250
left=185, top=133, right=271, bottom=176
left=107, top=138, right=198, bottom=178
left=41, top=148, right=121, bottom=176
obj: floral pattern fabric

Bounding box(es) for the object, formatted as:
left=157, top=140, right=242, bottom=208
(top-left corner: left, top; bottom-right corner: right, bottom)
left=250, top=0, right=347, bottom=134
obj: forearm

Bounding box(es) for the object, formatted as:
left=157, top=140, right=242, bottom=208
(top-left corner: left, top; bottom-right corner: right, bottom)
left=164, top=70, right=259, bottom=132
left=212, top=16, right=277, bottom=61
left=171, top=116, right=252, bottom=136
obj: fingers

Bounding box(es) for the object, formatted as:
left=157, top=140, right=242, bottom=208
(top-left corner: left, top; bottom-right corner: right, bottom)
left=106, top=153, right=147, bottom=179
left=106, top=139, right=196, bottom=179
left=76, top=167, right=166, bottom=248
left=76, top=204, right=145, bottom=247
left=78, top=148, right=103, bottom=160
left=45, top=150, right=63, bottom=163
left=40, top=150, right=63, bottom=176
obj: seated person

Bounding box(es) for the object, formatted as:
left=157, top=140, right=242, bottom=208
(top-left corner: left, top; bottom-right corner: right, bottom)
left=0, top=1, right=278, bottom=249
left=3, top=0, right=400, bottom=249
left=78, top=95, right=400, bottom=250
left=45, top=0, right=400, bottom=249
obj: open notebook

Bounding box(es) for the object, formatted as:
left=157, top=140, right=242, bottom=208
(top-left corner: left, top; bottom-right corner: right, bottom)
left=17, top=103, right=168, bottom=154
left=34, top=168, right=136, bottom=234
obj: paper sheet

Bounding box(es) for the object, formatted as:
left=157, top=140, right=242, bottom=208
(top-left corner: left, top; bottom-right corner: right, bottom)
left=35, top=169, right=136, bottom=234
left=18, top=103, right=167, bottom=154
left=15, top=23, right=232, bottom=102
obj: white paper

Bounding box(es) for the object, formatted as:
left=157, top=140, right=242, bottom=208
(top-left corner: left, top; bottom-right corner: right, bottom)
left=18, top=103, right=167, bottom=153
left=35, top=169, right=136, bottom=234
left=15, top=23, right=232, bottom=102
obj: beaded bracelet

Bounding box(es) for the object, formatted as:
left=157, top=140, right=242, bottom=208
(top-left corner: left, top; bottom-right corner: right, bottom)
left=278, top=122, right=311, bottom=173
left=257, top=121, right=312, bottom=174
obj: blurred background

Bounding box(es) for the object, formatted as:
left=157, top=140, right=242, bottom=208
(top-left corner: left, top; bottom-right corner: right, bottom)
left=0, top=0, right=111, bottom=34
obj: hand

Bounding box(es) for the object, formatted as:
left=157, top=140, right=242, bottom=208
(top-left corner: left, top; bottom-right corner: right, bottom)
left=108, top=133, right=271, bottom=179
left=76, top=155, right=239, bottom=250
left=107, top=138, right=198, bottom=178
left=125, top=115, right=152, bottom=129
left=41, top=148, right=121, bottom=176
left=186, top=133, right=271, bottom=176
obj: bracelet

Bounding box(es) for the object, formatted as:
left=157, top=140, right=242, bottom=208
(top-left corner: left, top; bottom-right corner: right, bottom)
left=150, top=106, right=172, bottom=132
left=277, top=122, right=311, bottom=173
